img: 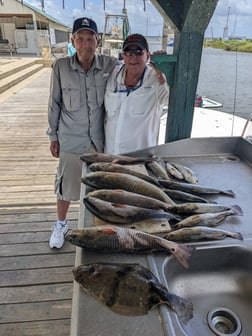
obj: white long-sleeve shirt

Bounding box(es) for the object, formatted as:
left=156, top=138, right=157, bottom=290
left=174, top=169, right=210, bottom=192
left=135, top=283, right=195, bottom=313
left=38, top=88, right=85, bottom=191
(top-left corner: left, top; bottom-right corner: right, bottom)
left=104, top=64, right=169, bottom=154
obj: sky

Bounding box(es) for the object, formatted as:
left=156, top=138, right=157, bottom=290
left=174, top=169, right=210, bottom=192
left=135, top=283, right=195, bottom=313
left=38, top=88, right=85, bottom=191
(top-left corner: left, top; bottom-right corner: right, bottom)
left=24, top=0, right=252, bottom=39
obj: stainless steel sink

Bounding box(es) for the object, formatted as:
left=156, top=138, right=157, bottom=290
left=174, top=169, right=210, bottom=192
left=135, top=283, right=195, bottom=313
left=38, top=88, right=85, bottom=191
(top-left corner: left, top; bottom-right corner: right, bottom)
left=152, top=241, right=252, bottom=336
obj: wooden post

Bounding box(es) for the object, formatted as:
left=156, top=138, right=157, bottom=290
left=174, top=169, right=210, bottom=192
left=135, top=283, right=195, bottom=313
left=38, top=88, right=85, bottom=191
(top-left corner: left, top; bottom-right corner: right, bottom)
left=150, top=0, right=219, bottom=142
left=166, top=31, right=204, bottom=142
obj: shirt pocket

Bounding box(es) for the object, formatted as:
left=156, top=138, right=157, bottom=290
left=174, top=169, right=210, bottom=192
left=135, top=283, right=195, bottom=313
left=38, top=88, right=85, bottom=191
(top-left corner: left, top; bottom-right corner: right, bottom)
left=62, top=87, right=81, bottom=112
left=129, top=87, right=155, bottom=116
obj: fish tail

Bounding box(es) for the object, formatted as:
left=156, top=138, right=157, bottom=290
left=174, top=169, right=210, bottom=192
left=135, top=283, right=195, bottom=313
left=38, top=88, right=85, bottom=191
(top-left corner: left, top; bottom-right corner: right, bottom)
left=230, top=231, right=244, bottom=240
left=222, top=189, right=235, bottom=197
left=158, top=238, right=195, bottom=268
left=167, top=293, right=194, bottom=324
left=230, top=204, right=243, bottom=216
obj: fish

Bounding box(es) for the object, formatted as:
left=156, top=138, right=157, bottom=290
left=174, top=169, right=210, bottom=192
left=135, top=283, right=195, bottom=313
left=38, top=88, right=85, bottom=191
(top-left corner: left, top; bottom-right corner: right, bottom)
left=158, top=179, right=235, bottom=197
left=80, top=152, right=157, bottom=165
left=72, top=262, right=193, bottom=324
left=174, top=207, right=243, bottom=229
left=164, top=226, right=244, bottom=242
left=65, top=225, right=195, bottom=268
left=82, top=171, right=175, bottom=205
left=89, top=162, right=160, bottom=186
left=162, top=188, right=212, bottom=203
left=83, top=196, right=181, bottom=224
left=145, top=161, right=170, bottom=179
left=164, top=203, right=243, bottom=215
left=165, top=162, right=184, bottom=180
left=87, top=189, right=174, bottom=211
left=169, top=162, right=199, bottom=184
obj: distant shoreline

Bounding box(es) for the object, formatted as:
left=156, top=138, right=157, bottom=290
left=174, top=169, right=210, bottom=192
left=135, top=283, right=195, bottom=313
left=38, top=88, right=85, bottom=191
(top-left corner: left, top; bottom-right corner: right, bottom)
left=204, top=39, right=252, bottom=53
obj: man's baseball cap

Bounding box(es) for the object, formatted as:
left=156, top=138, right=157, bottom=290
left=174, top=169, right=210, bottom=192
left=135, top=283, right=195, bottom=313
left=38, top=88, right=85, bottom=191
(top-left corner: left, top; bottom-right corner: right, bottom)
left=72, top=17, right=98, bottom=35
left=123, top=34, right=149, bottom=51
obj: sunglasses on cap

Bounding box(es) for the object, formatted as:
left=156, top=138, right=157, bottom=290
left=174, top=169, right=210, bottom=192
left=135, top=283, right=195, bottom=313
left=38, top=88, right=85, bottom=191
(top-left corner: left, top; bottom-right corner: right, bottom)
left=123, top=49, right=145, bottom=56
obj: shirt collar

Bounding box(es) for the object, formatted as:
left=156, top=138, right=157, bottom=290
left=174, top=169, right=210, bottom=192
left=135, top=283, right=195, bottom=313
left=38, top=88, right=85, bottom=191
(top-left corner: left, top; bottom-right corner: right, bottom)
left=70, top=53, right=102, bottom=72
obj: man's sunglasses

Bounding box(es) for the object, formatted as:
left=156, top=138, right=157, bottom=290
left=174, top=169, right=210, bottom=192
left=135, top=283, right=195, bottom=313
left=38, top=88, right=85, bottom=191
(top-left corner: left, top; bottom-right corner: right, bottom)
left=123, top=49, right=145, bottom=56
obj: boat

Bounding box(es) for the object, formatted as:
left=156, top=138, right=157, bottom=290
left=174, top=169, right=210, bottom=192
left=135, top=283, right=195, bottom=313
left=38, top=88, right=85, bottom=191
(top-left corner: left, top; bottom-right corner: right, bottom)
left=100, top=10, right=130, bottom=59
left=195, top=94, right=223, bottom=108
left=159, top=106, right=248, bottom=145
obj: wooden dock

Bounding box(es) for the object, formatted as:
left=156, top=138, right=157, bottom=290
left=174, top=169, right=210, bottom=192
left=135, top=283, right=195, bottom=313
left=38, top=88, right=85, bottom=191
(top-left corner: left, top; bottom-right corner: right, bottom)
left=0, top=64, right=79, bottom=336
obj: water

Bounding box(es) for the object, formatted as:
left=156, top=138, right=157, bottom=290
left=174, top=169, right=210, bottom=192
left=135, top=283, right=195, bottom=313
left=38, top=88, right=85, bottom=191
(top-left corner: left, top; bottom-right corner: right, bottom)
left=197, top=48, right=252, bottom=120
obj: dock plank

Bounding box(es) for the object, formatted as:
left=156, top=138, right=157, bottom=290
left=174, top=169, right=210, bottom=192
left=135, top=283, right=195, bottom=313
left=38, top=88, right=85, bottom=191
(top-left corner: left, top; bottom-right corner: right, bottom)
left=0, top=320, right=71, bottom=336
left=0, top=65, right=79, bottom=335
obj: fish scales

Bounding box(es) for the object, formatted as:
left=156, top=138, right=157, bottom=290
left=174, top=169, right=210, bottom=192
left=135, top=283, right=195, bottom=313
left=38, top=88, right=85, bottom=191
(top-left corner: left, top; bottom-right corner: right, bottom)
left=174, top=209, right=242, bottom=229
left=169, top=162, right=199, bottom=184
left=84, top=195, right=181, bottom=224
left=82, top=171, right=175, bottom=205
left=80, top=152, right=157, bottom=165
left=165, top=226, right=244, bottom=242
left=72, top=262, right=193, bottom=323
left=86, top=189, right=172, bottom=211
left=65, top=226, right=195, bottom=268
left=162, top=188, right=211, bottom=203
left=165, top=202, right=241, bottom=215
left=89, top=162, right=160, bottom=186
left=159, top=179, right=235, bottom=197
left=165, top=162, right=184, bottom=180
left=145, top=161, right=169, bottom=179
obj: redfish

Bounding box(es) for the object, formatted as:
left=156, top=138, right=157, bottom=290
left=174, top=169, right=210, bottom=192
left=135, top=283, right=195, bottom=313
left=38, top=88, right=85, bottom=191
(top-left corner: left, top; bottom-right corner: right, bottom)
left=65, top=225, right=195, bottom=268
left=82, top=171, right=174, bottom=204
left=80, top=152, right=157, bottom=165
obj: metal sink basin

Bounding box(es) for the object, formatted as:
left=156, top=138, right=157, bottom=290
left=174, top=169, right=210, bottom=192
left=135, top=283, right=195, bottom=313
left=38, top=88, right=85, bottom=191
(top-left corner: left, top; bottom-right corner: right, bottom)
left=154, top=241, right=252, bottom=336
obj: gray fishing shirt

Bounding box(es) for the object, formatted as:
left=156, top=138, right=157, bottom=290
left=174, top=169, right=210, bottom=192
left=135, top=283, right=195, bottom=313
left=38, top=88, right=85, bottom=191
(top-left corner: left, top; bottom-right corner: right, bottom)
left=46, top=54, right=117, bottom=154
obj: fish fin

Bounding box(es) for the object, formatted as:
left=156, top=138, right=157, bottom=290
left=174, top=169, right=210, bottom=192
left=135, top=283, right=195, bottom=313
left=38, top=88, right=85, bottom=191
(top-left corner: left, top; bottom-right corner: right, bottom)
left=222, top=189, right=235, bottom=197
left=230, top=204, right=243, bottom=216
left=158, top=238, right=195, bottom=268
left=231, top=232, right=244, bottom=240
left=167, top=293, right=194, bottom=324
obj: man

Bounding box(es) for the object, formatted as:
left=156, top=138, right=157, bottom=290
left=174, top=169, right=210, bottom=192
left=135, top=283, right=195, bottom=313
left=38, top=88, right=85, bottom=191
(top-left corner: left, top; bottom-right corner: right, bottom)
left=104, top=34, right=169, bottom=154
left=47, top=17, right=117, bottom=248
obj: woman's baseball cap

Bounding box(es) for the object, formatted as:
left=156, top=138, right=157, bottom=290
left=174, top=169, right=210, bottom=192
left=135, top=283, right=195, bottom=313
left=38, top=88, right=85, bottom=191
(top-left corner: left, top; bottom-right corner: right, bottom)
left=72, top=17, right=98, bottom=35
left=123, top=34, right=149, bottom=51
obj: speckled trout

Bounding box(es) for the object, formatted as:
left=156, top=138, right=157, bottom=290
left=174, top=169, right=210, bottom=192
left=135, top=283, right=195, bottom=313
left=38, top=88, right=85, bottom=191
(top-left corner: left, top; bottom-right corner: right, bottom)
left=164, top=203, right=243, bottom=215
left=159, top=179, right=235, bottom=197
left=164, top=226, right=243, bottom=242
left=175, top=207, right=243, bottom=229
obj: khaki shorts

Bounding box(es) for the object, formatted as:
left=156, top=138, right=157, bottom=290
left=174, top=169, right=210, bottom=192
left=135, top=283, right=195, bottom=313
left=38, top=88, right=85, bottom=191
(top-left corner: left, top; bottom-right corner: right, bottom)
left=55, top=152, right=83, bottom=201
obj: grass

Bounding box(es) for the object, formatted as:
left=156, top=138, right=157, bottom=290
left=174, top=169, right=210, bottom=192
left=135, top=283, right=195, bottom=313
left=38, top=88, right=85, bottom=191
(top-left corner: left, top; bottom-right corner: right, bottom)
left=204, top=39, right=252, bottom=53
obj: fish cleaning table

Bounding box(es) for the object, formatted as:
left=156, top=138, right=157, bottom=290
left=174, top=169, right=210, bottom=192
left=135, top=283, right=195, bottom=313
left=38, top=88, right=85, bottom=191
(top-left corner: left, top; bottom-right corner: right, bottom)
left=70, top=137, right=252, bottom=336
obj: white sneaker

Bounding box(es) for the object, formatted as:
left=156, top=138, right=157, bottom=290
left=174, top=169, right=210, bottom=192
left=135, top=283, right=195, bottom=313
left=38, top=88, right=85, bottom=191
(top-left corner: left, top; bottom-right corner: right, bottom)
left=49, top=222, right=68, bottom=249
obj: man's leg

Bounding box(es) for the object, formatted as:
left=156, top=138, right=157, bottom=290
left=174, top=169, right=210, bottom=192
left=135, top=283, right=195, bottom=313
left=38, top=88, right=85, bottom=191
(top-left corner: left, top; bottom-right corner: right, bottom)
left=57, top=199, right=70, bottom=221
left=49, top=152, right=81, bottom=248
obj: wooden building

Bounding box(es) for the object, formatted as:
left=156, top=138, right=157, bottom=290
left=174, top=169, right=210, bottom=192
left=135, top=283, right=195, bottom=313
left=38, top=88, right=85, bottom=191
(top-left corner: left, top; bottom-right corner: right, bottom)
left=0, top=0, right=70, bottom=55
